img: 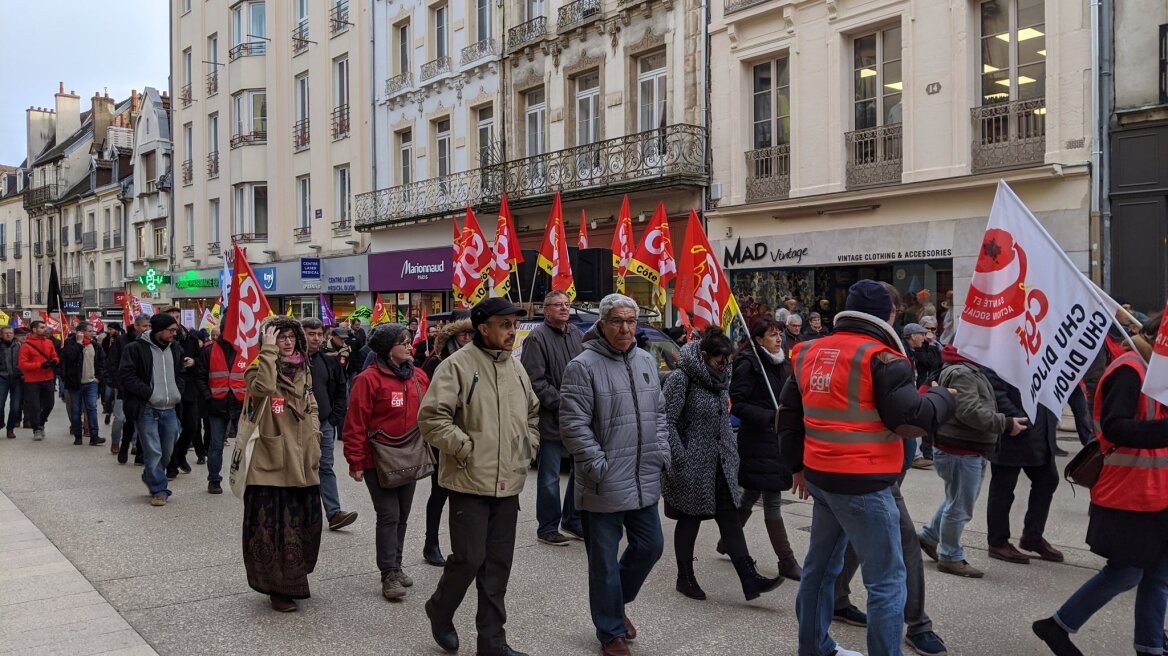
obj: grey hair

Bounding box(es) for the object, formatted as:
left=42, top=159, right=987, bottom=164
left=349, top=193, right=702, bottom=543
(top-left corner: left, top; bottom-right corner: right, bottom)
left=785, top=314, right=803, bottom=326
left=134, top=314, right=151, bottom=325
left=543, top=290, right=570, bottom=305
left=919, top=315, right=938, bottom=327
left=300, top=317, right=324, bottom=330
left=598, top=293, right=638, bottom=320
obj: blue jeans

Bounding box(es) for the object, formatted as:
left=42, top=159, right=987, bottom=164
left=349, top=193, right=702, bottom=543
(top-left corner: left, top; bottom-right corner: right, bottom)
left=1055, top=556, right=1168, bottom=655
left=110, top=399, right=125, bottom=446
left=319, top=422, right=341, bottom=517
left=206, top=414, right=229, bottom=483
left=138, top=406, right=179, bottom=496
left=919, top=450, right=987, bottom=563
left=69, top=382, right=100, bottom=440
left=581, top=505, right=664, bottom=645
left=0, top=376, right=21, bottom=431
left=536, top=439, right=581, bottom=536
left=797, top=482, right=906, bottom=656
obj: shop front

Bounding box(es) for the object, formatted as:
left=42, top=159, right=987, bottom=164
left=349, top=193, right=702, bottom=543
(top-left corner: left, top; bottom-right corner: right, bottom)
left=170, top=268, right=228, bottom=313
left=368, top=247, right=452, bottom=322
left=317, top=255, right=370, bottom=322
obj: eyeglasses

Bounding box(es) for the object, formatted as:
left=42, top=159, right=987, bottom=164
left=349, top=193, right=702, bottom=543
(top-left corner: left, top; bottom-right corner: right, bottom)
left=276, top=334, right=297, bottom=342
left=544, top=302, right=570, bottom=309
left=605, top=318, right=638, bottom=329
left=488, top=320, right=518, bottom=330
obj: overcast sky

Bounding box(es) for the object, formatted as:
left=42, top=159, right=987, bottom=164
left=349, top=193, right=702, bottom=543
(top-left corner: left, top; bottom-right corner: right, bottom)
left=0, top=0, right=170, bottom=166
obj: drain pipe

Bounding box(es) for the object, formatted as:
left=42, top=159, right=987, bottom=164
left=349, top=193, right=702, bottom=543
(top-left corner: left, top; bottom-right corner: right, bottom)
left=1098, top=0, right=1114, bottom=291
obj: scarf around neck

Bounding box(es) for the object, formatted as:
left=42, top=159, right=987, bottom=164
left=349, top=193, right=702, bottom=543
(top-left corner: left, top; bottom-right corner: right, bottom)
left=378, top=354, right=414, bottom=380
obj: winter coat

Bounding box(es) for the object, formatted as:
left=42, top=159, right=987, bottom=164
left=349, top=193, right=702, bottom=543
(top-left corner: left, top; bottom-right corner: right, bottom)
left=418, top=335, right=540, bottom=498
left=243, top=317, right=321, bottom=488
left=105, top=329, right=135, bottom=392
left=172, top=326, right=202, bottom=402
left=934, top=361, right=1007, bottom=454
left=0, top=338, right=20, bottom=380
left=117, top=331, right=186, bottom=420
left=729, top=348, right=793, bottom=493
left=781, top=330, right=804, bottom=359
left=1085, top=363, right=1168, bottom=568
left=344, top=360, right=431, bottom=474
left=983, top=368, right=1058, bottom=468
left=909, top=342, right=943, bottom=387
left=421, top=319, right=472, bottom=378
left=560, top=325, right=671, bottom=513
left=520, top=321, right=584, bottom=442
left=61, top=338, right=106, bottom=390
left=18, top=335, right=59, bottom=384
left=662, top=342, right=742, bottom=517
left=309, top=349, right=347, bottom=427
left=195, top=340, right=243, bottom=420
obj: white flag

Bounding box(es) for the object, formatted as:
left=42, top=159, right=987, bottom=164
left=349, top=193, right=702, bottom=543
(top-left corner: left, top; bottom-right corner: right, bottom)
left=955, top=181, right=1116, bottom=422
left=1142, top=299, right=1168, bottom=406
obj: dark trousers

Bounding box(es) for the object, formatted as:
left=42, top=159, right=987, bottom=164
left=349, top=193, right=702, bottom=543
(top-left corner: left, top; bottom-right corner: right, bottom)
left=0, top=375, right=22, bottom=432
left=1068, top=385, right=1094, bottom=445
left=364, top=474, right=416, bottom=576
left=675, top=508, right=749, bottom=564
left=170, top=398, right=205, bottom=467
left=987, top=460, right=1059, bottom=548
left=21, top=380, right=55, bottom=431
left=428, top=492, right=519, bottom=656
left=581, top=505, right=664, bottom=645
left=424, top=448, right=449, bottom=551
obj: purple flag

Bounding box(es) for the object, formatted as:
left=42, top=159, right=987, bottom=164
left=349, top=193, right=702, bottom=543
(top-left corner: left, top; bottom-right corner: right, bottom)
left=320, top=294, right=337, bottom=327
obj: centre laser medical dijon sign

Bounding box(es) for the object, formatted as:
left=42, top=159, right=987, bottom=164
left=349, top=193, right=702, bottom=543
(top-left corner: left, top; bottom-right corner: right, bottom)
left=955, top=182, right=1117, bottom=422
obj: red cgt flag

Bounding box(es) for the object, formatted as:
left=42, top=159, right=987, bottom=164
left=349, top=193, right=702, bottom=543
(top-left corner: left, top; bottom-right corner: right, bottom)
left=220, top=242, right=274, bottom=369
left=578, top=210, right=590, bottom=249
left=674, top=210, right=739, bottom=334
left=453, top=207, right=491, bottom=305
left=412, top=307, right=429, bottom=354
left=488, top=193, right=523, bottom=298
left=612, top=195, right=634, bottom=293
left=537, top=192, right=576, bottom=301
left=629, top=202, right=677, bottom=308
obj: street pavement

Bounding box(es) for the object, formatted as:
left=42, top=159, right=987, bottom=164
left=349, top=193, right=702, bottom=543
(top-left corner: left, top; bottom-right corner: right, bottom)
left=0, top=408, right=1138, bottom=655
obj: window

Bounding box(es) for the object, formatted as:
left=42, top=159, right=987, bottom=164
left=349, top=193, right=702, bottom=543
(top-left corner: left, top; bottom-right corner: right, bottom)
left=476, top=105, right=495, bottom=165
left=295, top=0, right=308, bottom=26
left=752, top=57, right=790, bottom=149
left=434, top=5, right=449, bottom=59
left=435, top=119, right=451, bottom=179
left=208, top=113, right=219, bottom=151
left=296, top=176, right=311, bottom=229
left=231, top=2, right=266, bottom=51
left=209, top=198, right=221, bottom=243
left=979, top=0, right=1045, bottom=104
left=182, top=49, right=192, bottom=86
left=335, top=166, right=350, bottom=224
left=398, top=130, right=413, bottom=185
left=232, top=184, right=268, bottom=236
left=182, top=0, right=191, bottom=12
left=476, top=0, right=491, bottom=42
left=231, top=90, right=267, bottom=140
left=135, top=224, right=146, bottom=260
left=153, top=226, right=167, bottom=258
left=253, top=186, right=268, bottom=235
left=637, top=51, right=667, bottom=132
left=99, top=209, right=106, bottom=234
left=527, top=0, right=544, bottom=20
left=208, top=34, right=218, bottom=65
left=294, top=74, right=310, bottom=149
left=334, top=57, right=349, bottom=108
left=1161, top=25, right=1167, bottom=105
left=575, top=72, right=601, bottom=146
left=397, top=23, right=411, bottom=75
left=185, top=204, right=194, bottom=247
left=525, top=87, right=546, bottom=156
left=104, top=262, right=111, bottom=288
left=90, top=211, right=98, bottom=233
left=15, top=219, right=20, bottom=244
left=853, top=27, right=902, bottom=129
left=183, top=123, right=194, bottom=168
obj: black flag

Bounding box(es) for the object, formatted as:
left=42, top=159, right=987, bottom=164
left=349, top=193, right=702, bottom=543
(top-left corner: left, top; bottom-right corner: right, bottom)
left=46, top=261, right=67, bottom=327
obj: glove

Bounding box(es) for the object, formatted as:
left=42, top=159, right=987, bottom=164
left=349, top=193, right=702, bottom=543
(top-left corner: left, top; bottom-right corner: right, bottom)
left=41, top=361, right=55, bottom=369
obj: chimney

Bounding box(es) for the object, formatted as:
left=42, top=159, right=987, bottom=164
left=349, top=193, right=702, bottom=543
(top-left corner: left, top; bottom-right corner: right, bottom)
left=26, top=105, right=56, bottom=167
left=91, top=91, right=115, bottom=153
left=130, top=89, right=140, bottom=114
left=54, top=82, right=81, bottom=147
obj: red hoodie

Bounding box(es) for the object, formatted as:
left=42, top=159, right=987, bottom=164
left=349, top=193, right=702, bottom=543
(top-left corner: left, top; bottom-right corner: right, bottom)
left=18, top=335, right=58, bottom=383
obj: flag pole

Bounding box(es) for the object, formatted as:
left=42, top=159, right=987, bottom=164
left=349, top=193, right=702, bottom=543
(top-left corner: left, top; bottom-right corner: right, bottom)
left=734, top=310, right=780, bottom=413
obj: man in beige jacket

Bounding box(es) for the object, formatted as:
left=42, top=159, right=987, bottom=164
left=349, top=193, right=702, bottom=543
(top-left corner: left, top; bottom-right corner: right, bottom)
left=419, top=297, right=540, bottom=656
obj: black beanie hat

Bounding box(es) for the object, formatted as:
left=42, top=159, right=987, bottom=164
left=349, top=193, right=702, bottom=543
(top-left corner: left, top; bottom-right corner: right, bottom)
left=845, top=279, right=894, bottom=320
left=150, top=312, right=178, bottom=333
left=368, top=323, right=409, bottom=357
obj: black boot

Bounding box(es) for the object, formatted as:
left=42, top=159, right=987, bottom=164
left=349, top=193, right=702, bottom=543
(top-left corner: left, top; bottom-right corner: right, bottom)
left=732, top=556, right=783, bottom=601
left=675, top=561, right=706, bottom=600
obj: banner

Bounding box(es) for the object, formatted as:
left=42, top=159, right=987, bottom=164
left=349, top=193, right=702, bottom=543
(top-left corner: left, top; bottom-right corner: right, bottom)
left=87, top=312, right=105, bottom=333
left=578, top=210, right=589, bottom=249
left=372, top=293, right=391, bottom=326
left=221, top=242, right=274, bottom=368
left=453, top=207, right=491, bottom=305
left=488, top=194, right=523, bottom=298
left=536, top=192, right=576, bottom=301
left=412, top=307, right=429, bottom=354
left=675, top=210, right=739, bottom=334
left=612, top=195, right=634, bottom=294
left=629, top=202, right=677, bottom=308
left=320, top=293, right=336, bottom=327
left=1142, top=299, right=1168, bottom=406
left=955, top=181, right=1117, bottom=421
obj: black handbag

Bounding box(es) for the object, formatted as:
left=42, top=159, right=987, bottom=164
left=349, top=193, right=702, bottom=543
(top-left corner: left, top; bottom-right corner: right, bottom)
left=368, top=377, right=434, bottom=488
left=1063, top=440, right=1117, bottom=489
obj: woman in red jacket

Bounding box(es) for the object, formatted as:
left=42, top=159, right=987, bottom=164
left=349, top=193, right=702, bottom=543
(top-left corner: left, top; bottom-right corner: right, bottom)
left=344, top=323, right=430, bottom=601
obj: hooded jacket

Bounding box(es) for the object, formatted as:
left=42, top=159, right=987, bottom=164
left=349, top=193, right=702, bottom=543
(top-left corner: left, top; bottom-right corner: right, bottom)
left=418, top=333, right=540, bottom=498
left=117, top=330, right=186, bottom=419
left=730, top=347, right=794, bottom=492
left=244, top=316, right=321, bottom=488
left=421, top=319, right=471, bottom=378
left=519, top=320, right=584, bottom=442
left=559, top=324, right=671, bottom=513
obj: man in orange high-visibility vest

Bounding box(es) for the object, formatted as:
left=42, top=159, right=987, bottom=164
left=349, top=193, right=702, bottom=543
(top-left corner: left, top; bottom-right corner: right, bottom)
left=780, top=280, right=956, bottom=656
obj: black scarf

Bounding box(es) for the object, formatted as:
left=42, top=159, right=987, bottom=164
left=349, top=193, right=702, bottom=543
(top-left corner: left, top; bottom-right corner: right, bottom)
left=377, top=354, right=414, bottom=380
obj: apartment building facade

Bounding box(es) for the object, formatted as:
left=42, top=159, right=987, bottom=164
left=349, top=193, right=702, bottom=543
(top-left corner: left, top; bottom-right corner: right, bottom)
left=171, top=0, right=373, bottom=318
left=705, top=0, right=1093, bottom=319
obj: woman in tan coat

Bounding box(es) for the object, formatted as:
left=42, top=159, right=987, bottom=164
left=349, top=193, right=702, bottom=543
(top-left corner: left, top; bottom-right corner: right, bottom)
left=243, top=315, right=322, bottom=612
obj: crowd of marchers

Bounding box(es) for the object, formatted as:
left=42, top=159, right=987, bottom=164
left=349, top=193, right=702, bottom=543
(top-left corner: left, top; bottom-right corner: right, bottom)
left=0, top=283, right=1163, bottom=656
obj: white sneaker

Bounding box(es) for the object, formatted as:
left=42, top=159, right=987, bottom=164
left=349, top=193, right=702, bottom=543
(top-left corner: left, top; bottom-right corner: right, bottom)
left=32, top=430, right=44, bottom=441
left=833, top=647, right=864, bottom=656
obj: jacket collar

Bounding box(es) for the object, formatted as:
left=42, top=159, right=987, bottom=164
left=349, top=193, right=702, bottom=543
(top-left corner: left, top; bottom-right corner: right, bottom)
left=832, top=310, right=906, bottom=355
left=472, top=333, right=511, bottom=362
left=582, top=323, right=633, bottom=361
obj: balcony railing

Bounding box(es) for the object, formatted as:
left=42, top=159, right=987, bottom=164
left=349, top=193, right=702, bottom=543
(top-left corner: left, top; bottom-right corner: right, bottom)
left=81, top=230, right=97, bottom=251
left=508, top=16, right=547, bottom=50
left=232, top=232, right=268, bottom=243
left=420, top=56, right=452, bottom=82
left=33, top=242, right=43, bottom=258
left=332, top=219, right=352, bottom=236
left=971, top=97, right=1046, bottom=173
left=356, top=124, right=708, bottom=229
left=293, top=226, right=311, bottom=242
left=228, top=41, right=266, bottom=60
left=102, top=234, right=110, bottom=249
left=331, top=104, right=350, bottom=140
left=292, top=22, right=310, bottom=55
left=558, top=0, right=601, bottom=30
left=13, top=240, right=22, bottom=259
left=230, top=130, right=267, bottom=148
left=180, top=83, right=193, bottom=108
left=744, top=144, right=791, bottom=202
left=182, top=245, right=196, bottom=259
left=181, top=159, right=193, bottom=185
left=385, top=72, right=413, bottom=97
left=845, top=123, right=902, bottom=189
left=206, top=70, right=219, bottom=96
left=330, top=0, right=350, bottom=35
left=724, top=0, right=768, bottom=14
left=208, top=242, right=222, bottom=256
left=23, top=184, right=59, bottom=214
left=62, top=277, right=82, bottom=298
left=293, top=118, right=310, bottom=151
left=461, top=38, right=497, bottom=66
left=206, top=150, right=220, bottom=178
left=45, top=239, right=56, bottom=257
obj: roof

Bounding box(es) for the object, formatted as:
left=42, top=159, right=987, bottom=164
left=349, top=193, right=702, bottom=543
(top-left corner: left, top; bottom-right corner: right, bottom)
left=32, top=111, right=94, bottom=166
left=56, top=173, right=93, bottom=204
left=140, top=87, right=171, bottom=142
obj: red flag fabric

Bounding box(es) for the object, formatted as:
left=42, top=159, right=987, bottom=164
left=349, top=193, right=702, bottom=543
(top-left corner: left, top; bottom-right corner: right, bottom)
left=612, top=195, right=634, bottom=293
left=123, top=294, right=133, bottom=327
left=39, top=310, right=61, bottom=336
left=489, top=193, right=522, bottom=298
left=372, top=293, right=391, bottom=326
left=88, top=312, right=105, bottom=333
left=453, top=207, right=491, bottom=305
left=412, top=307, right=429, bottom=351
left=674, top=210, right=739, bottom=333
left=629, top=202, right=677, bottom=307
left=536, top=192, right=576, bottom=301
left=452, top=214, right=462, bottom=256
left=221, top=242, right=274, bottom=368
left=578, top=210, right=590, bottom=249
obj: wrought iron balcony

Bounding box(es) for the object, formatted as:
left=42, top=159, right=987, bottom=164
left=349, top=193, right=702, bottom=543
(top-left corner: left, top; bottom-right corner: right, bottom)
left=420, top=56, right=452, bottom=82
left=23, top=183, right=59, bottom=214
left=14, top=240, right=22, bottom=259
left=206, top=70, right=219, bottom=96
left=293, top=119, right=310, bottom=151
left=230, top=130, right=267, bottom=148
left=206, top=150, right=220, bottom=178
left=208, top=242, right=222, bottom=256
left=331, top=104, right=350, bottom=140
left=181, top=159, right=193, bottom=186
left=356, top=168, right=503, bottom=230
left=62, top=277, right=82, bottom=298
left=725, top=0, right=768, bottom=14
left=182, top=244, right=196, bottom=259
left=292, top=22, right=310, bottom=55
left=558, top=0, right=601, bottom=30
left=180, top=83, right=193, bottom=108
left=845, top=123, right=902, bottom=189
left=228, top=41, right=266, bottom=61
left=293, top=226, right=311, bottom=242
left=508, top=17, right=547, bottom=50
left=744, top=144, right=791, bottom=202
left=82, top=231, right=97, bottom=252
left=330, top=0, right=350, bottom=35
left=45, top=239, right=56, bottom=257
left=102, top=234, right=110, bottom=249
left=971, top=97, right=1046, bottom=173
left=385, top=71, right=413, bottom=97
left=332, top=219, right=352, bottom=236
left=232, top=232, right=268, bottom=243
left=461, top=39, right=497, bottom=66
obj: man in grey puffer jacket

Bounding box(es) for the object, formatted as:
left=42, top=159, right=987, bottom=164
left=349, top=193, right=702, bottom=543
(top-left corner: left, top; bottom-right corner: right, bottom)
left=560, top=293, right=669, bottom=656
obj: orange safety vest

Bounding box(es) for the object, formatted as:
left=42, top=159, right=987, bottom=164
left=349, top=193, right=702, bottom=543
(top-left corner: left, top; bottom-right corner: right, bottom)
left=793, top=332, right=904, bottom=476
left=209, top=342, right=246, bottom=401
left=1091, top=353, right=1168, bottom=512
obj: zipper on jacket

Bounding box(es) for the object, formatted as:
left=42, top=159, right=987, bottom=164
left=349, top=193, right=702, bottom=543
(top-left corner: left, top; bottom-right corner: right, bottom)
left=492, top=363, right=503, bottom=493
left=467, top=370, right=480, bottom=406
left=625, top=351, right=644, bottom=508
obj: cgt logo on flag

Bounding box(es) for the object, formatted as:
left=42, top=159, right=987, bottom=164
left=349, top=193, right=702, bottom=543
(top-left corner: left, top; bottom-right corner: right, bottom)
left=964, top=227, right=1049, bottom=362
